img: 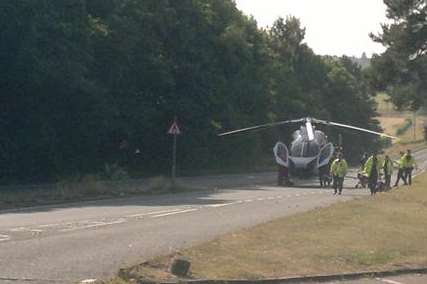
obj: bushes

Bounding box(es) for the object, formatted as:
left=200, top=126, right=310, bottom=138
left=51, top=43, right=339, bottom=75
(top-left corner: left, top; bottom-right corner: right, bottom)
left=396, top=118, right=413, bottom=136
left=424, top=122, right=427, bottom=141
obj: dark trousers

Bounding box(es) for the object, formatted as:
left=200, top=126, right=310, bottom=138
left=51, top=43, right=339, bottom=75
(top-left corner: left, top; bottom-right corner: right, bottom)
left=278, top=166, right=289, bottom=186
left=394, top=168, right=407, bottom=186
left=369, top=176, right=378, bottom=195
left=385, top=174, right=391, bottom=190
left=333, top=176, right=344, bottom=194
left=319, top=166, right=329, bottom=187
left=405, top=167, right=413, bottom=185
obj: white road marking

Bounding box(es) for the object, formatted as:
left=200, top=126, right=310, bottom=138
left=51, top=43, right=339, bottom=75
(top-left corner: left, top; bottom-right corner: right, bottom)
left=375, top=278, right=403, bottom=284
left=151, top=208, right=198, bottom=218
left=257, top=198, right=264, bottom=201
left=60, top=219, right=126, bottom=232
left=206, top=203, right=235, bottom=208
left=244, top=199, right=253, bottom=202
left=9, top=227, right=43, bottom=233
left=0, top=234, right=10, bottom=242
left=37, top=223, right=64, bottom=228
left=80, top=279, right=97, bottom=284
left=9, top=227, right=25, bottom=232
left=126, top=208, right=184, bottom=218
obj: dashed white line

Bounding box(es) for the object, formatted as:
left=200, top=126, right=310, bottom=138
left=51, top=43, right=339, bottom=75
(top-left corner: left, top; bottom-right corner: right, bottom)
left=375, top=278, right=403, bottom=284
left=151, top=208, right=198, bottom=218
left=9, top=227, right=25, bottom=232
left=206, top=203, right=235, bottom=208
left=244, top=199, right=253, bottom=202
left=9, top=227, right=43, bottom=233
left=60, top=219, right=126, bottom=232
left=80, top=279, right=97, bottom=284
left=126, top=208, right=184, bottom=218
left=37, top=223, right=68, bottom=228
left=0, top=234, right=10, bottom=242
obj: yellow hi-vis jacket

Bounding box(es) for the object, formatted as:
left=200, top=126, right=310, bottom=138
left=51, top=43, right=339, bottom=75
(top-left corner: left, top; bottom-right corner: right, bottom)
left=364, top=156, right=382, bottom=178
left=382, top=158, right=393, bottom=176
left=330, top=159, right=348, bottom=178
left=394, top=156, right=405, bottom=169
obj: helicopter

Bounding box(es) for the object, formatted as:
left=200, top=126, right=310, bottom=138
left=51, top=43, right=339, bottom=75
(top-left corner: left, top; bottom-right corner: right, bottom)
left=219, top=117, right=397, bottom=176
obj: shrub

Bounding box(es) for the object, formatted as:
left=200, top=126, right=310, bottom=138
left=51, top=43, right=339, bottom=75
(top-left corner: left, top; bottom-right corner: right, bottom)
left=396, top=118, right=413, bottom=136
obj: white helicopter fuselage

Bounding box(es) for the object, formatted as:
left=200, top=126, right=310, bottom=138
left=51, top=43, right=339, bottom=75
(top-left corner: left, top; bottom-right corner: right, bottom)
left=274, top=127, right=334, bottom=175
left=219, top=116, right=396, bottom=178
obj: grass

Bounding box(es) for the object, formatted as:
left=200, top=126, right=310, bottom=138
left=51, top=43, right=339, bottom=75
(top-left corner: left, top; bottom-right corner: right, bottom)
left=0, top=176, right=192, bottom=211
left=375, top=93, right=426, bottom=157
left=110, top=172, right=427, bottom=283
left=377, top=114, right=426, bottom=157
left=376, top=92, right=396, bottom=114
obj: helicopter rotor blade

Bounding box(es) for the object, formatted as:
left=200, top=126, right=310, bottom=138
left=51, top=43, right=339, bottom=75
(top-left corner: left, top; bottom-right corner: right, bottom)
left=305, top=119, right=315, bottom=140
left=312, top=118, right=398, bottom=140
left=218, top=118, right=305, bottom=137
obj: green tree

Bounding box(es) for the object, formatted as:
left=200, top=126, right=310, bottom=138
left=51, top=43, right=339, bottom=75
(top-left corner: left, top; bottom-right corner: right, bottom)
left=370, top=0, right=426, bottom=110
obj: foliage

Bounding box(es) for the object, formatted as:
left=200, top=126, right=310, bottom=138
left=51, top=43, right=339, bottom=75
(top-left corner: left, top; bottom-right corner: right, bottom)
left=0, top=0, right=380, bottom=183
left=395, top=118, right=413, bottom=136
left=368, top=0, right=426, bottom=111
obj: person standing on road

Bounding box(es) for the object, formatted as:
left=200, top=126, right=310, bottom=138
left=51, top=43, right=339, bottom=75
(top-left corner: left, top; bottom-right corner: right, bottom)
left=403, top=149, right=417, bottom=185
left=364, top=152, right=382, bottom=195
left=360, top=152, right=368, bottom=170
left=330, top=153, right=348, bottom=195
left=393, top=151, right=407, bottom=187
left=382, top=154, right=393, bottom=190
left=278, top=164, right=292, bottom=186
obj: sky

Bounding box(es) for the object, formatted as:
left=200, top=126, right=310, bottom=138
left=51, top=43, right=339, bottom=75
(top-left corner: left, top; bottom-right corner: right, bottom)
left=234, top=0, right=388, bottom=57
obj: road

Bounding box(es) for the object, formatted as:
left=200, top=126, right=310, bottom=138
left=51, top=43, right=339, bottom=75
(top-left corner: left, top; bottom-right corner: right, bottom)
left=324, top=273, right=427, bottom=284
left=0, top=149, right=426, bottom=284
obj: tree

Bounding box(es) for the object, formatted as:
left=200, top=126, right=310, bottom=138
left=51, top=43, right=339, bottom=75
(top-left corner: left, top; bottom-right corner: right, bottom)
left=0, top=1, right=382, bottom=183
left=370, top=0, right=426, bottom=110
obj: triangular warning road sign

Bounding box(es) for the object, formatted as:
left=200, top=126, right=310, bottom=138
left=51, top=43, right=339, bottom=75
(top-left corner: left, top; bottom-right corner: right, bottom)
left=168, top=121, right=181, bottom=135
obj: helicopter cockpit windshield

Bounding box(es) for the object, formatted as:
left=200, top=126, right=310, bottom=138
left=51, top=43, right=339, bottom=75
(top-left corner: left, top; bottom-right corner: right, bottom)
left=290, top=126, right=321, bottom=158
left=290, top=140, right=320, bottom=158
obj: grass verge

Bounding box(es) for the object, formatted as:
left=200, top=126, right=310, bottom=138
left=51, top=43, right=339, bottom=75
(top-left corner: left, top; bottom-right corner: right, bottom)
left=110, top=172, right=427, bottom=283
left=376, top=114, right=426, bottom=157
left=0, top=176, right=193, bottom=211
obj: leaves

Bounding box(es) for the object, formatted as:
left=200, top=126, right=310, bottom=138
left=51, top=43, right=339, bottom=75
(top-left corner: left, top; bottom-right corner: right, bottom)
left=369, top=0, right=426, bottom=111
left=0, top=0, right=379, bottom=183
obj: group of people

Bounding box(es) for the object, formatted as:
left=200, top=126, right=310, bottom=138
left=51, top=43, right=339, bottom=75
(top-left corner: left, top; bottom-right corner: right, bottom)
left=328, top=149, right=417, bottom=196
left=277, top=146, right=418, bottom=196
left=359, top=149, right=417, bottom=195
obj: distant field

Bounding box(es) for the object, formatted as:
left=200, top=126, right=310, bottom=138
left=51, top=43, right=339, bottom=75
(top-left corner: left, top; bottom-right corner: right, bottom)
left=377, top=114, right=426, bottom=156
left=374, top=93, right=426, bottom=156
left=377, top=115, right=426, bottom=141
left=376, top=92, right=396, bottom=114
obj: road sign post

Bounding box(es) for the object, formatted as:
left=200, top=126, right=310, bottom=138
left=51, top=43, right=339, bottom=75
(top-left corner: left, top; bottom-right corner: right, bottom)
left=168, top=118, right=181, bottom=186
left=172, top=134, right=177, bottom=184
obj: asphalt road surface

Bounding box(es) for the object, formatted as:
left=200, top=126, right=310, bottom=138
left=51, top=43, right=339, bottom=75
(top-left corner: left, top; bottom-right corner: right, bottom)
left=1, top=149, right=426, bottom=284
left=323, top=273, right=427, bottom=283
